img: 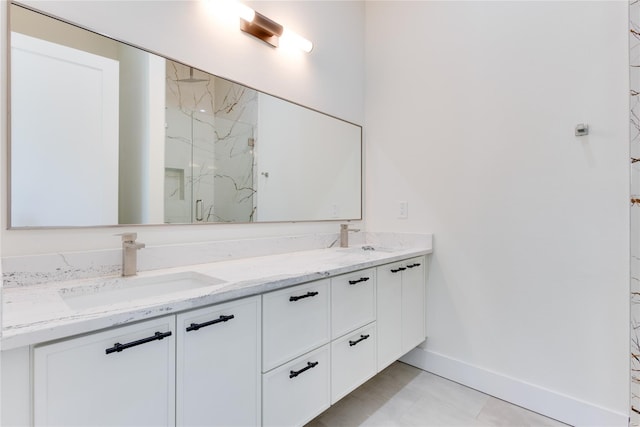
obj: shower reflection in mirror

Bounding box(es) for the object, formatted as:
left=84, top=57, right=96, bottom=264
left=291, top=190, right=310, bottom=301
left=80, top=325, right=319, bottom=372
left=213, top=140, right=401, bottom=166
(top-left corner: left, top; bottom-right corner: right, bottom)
left=165, top=61, right=258, bottom=224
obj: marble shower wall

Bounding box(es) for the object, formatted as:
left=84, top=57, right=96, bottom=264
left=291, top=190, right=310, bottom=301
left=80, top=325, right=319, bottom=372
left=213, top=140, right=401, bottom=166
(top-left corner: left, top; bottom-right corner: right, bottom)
left=631, top=1, right=640, bottom=423
left=165, top=61, right=215, bottom=223
left=164, top=61, right=257, bottom=223
left=211, top=77, right=258, bottom=222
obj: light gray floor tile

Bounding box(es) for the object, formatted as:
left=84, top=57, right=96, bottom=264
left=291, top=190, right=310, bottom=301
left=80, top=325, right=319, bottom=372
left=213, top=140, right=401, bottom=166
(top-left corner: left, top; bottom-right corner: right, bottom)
left=476, top=396, right=569, bottom=427
left=306, top=395, right=370, bottom=427
left=306, top=362, right=570, bottom=427
left=408, top=369, right=491, bottom=419
left=397, top=394, right=492, bottom=426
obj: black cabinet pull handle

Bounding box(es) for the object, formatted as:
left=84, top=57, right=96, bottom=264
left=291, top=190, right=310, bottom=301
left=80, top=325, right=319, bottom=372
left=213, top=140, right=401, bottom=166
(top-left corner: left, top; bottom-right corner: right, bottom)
left=289, top=361, right=319, bottom=378
left=406, top=263, right=422, bottom=269
left=105, top=331, right=172, bottom=355
left=391, top=267, right=407, bottom=273
left=349, top=334, right=370, bottom=347
left=186, top=314, right=235, bottom=332
left=348, top=277, right=370, bottom=285
left=289, top=291, right=319, bottom=302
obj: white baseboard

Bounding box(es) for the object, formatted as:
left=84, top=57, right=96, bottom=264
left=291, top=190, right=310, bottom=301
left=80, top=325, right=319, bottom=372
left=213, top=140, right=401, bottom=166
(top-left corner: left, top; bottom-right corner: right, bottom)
left=400, top=347, right=628, bottom=427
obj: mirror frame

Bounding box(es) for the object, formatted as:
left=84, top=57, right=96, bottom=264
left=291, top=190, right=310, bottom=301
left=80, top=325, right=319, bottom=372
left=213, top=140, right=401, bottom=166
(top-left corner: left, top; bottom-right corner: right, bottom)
left=6, top=1, right=363, bottom=229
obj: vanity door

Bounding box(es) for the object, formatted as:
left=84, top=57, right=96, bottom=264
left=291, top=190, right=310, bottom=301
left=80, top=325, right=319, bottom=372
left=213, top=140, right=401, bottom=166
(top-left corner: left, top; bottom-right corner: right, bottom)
left=33, top=316, right=175, bottom=426
left=176, top=296, right=261, bottom=427
left=401, top=257, right=427, bottom=352
left=376, top=256, right=427, bottom=371
left=376, top=260, right=403, bottom=371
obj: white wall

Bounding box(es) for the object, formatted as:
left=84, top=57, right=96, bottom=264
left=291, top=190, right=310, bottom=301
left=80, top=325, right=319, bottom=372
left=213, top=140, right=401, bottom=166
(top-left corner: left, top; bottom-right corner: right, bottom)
left=118, top=46, right=165, bottom=225
left=366, top=1, right=629, bottom=423
left=1, top=0, right=365, bottom=255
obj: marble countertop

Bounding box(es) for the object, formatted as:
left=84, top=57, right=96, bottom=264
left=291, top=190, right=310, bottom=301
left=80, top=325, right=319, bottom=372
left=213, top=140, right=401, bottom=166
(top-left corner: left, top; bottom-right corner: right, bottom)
left=2, top=244, right=431, bottom=350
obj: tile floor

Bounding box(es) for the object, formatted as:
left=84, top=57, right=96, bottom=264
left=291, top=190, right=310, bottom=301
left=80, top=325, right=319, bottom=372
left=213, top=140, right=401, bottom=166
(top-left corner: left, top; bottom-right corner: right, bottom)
left=306, top=362, right=569, bottom=427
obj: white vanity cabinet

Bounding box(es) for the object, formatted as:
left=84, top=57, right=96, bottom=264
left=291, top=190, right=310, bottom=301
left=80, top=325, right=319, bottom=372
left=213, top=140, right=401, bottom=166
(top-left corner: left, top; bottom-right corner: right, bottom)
left=376, top=256, right=427, bottom=371
left=6, top=251, right=429, bottom=427
left=33, top=315, right=176, bottom=427
left=176, top=296, right=261, bottom=427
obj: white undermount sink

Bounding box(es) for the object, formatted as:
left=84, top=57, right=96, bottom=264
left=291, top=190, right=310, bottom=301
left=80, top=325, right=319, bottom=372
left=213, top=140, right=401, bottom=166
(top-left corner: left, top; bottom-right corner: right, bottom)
left=59, top=271, right=227, bottom=310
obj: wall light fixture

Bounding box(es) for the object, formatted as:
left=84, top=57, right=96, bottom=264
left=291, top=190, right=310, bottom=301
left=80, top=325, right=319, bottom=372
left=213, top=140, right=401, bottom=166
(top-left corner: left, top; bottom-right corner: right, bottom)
left=236, top=2, right=313, bottom=53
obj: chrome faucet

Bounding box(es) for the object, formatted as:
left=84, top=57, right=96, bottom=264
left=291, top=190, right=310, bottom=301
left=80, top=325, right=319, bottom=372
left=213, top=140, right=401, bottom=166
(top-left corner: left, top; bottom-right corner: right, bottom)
left=340, top=224, right=360, bottom=248
left=120, top=233, right=145, bottom=277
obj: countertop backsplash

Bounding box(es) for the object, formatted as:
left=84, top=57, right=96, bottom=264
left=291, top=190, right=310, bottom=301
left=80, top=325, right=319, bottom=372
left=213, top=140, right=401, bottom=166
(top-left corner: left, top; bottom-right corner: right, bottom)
left=2, top=232, right=432, bottom=288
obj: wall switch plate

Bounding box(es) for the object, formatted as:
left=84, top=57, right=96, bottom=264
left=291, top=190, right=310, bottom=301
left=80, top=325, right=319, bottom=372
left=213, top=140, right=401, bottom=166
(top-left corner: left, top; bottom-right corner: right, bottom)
left=398, top=201, right=408, bottom=219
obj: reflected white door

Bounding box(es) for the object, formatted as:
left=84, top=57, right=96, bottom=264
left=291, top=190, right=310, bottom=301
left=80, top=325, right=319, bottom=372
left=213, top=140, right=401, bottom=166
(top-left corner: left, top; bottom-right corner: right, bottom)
left=11, top=32, right=119, bottom=227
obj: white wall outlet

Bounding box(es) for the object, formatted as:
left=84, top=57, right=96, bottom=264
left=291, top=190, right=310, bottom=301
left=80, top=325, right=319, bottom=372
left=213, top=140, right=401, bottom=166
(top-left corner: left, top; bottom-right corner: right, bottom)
left=398, top=201, right=408, bottom=219
left=331, top=204, right=338, bottom=218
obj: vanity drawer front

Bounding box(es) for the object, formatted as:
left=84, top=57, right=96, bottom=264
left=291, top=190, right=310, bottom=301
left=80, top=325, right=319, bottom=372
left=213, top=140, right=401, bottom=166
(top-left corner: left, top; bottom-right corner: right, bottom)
left=262, top=344, right=330, bottom=427
left=331, top=322, right=377, bottom=404
left=262, top=279, right=330, bottom=372
left=331, top=268, right=376, bottom=339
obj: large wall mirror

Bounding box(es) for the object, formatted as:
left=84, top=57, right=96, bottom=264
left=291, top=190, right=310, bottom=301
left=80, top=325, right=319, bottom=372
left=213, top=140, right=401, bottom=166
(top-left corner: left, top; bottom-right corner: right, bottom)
left=8, top=3, right=362, bottom=228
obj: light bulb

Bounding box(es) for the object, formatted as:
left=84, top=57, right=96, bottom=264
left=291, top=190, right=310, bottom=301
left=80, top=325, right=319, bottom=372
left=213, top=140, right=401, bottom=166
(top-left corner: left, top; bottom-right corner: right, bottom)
left=235, top=2, right=255, bottom=22
left=205, top=0, right=254, bottom=23
left=279, top=28, right=313, bottom=53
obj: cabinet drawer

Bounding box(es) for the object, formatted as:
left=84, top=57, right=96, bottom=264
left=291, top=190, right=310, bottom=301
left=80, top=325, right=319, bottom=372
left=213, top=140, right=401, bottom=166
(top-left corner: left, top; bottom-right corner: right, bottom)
left=331, top=323, right=377, bottom=404
left=331, top=268, right=376, bottom=339
left=176, top=296, right=260, bottom=427
left=263, top=279, right=330, bottom=371
left=263, top=344, right=330, bottom=427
